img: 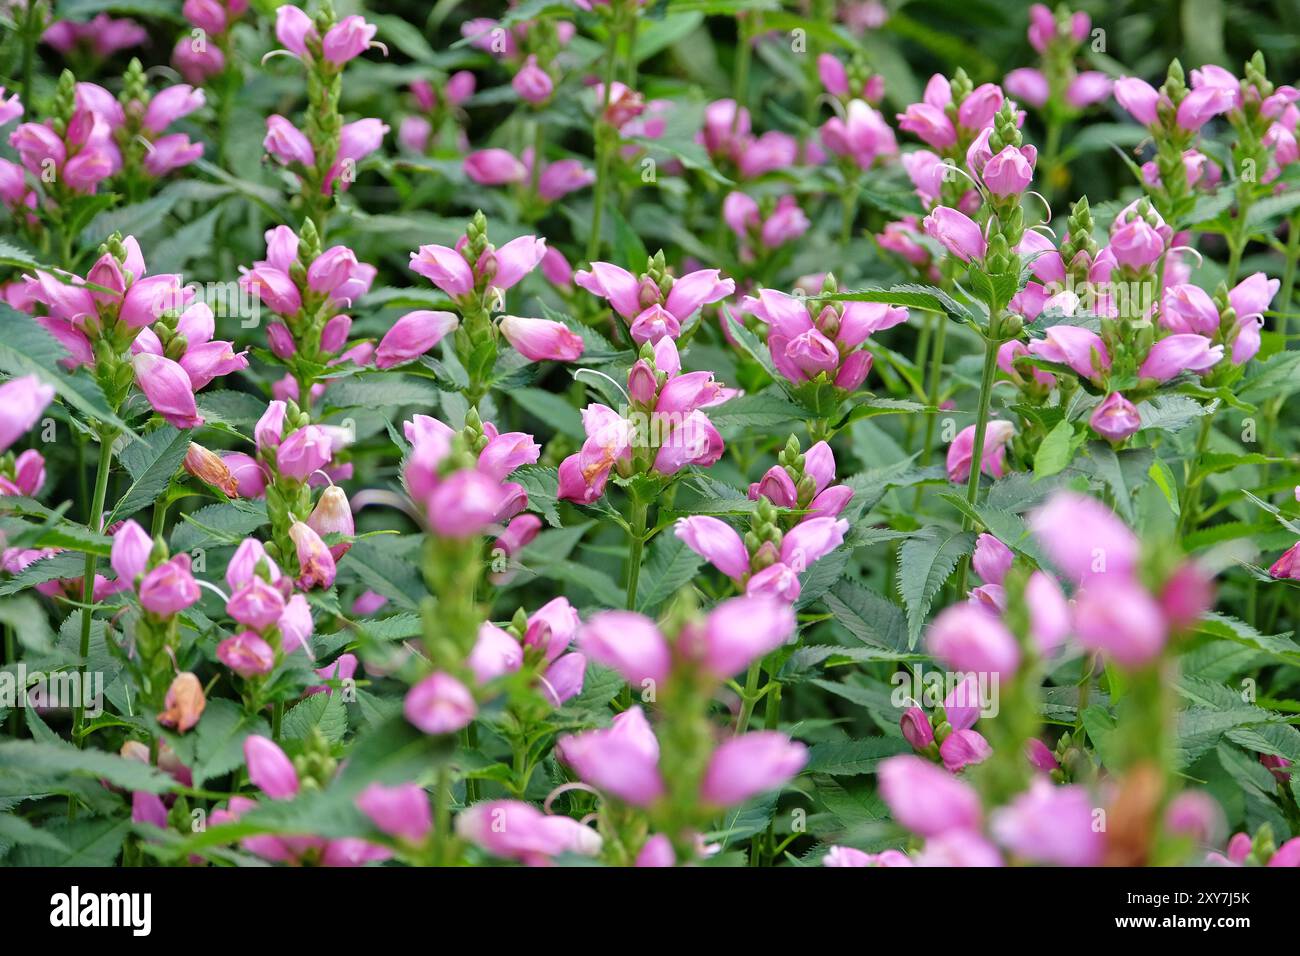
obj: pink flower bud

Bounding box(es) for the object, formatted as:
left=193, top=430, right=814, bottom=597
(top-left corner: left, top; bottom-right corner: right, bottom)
left=579, top=610, right=671, bottom=686
left=1005, top=68, right=1049, bottom=108
left=1066, top=71, right=1113, bottom=109
left=0, top=375, right=54, bottom=454
left=972, top=533, right=1013, bottom=585
left=226, top=576, right=286, bottom=631
left=143, top=85, right=204, bottom=134
left=557, top=707, right=663, bottom=806
left=322, top=15, right=376, bottom=64
left=375, top=310, right=459, bottom=369
left=1025, top=570, right=1070, bottom=653
left=1089, top=392, right=1142, bottom=442
left=897, top=103, right=956, bottom=148
left=158, top=672, right=205, bottom=733
left=357, top=782, right=431, bottom=843
left=111, top=522, right=153, bottom=589
left=700, top=732, right=807, bottom=806
left=278, top=593, right=313, bottom=654
left=1138, top=334, right=1223, bottom=382
left=404, top=671, right=476, bottom=734
left=264, top=114, right=315, bottom=167
left=499, top=314, right=584, bottom=362
left=779, top=516, right=849, bottom=570
left=922, top=206, right=987, bottom=261
left=217, top=631, right=276, bottom=677
left=1027, top=325, right=1110, bottom=382
left=289, top=520, right=336, bottom=590
left=464, top=148, right=527, bottom=185
left=946, top=420, right=1015, bottom=483
left=276, top=425, right=334, bottom=481
left=900, top=707, right=934, bottom=750
left=240, top=264, right=301, bottom=315
left=927, top=603, right=1020, bottom=679
left=244, top=735, right=298, bottom=798
left=138, top=554, right=200, bottom=616
left=513, top=56, right=553, bottom=104
left=410, top=243, right=475, bottom=299
left=426, top=470, right=508, bottom=538
left=879, top=755, right=981, bottom=836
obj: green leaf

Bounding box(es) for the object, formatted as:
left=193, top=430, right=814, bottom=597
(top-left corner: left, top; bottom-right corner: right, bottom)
left=0, top=306, right=132, bottom=434
left=1033, top=419, right=1077, bottom=480
left=110, top=426, right=191, bottom=523
left=0, top=596, right=54, bottom=652
left=822, top=578, right=908, bottom=651
left=508, top=387, right=584, bottom=439
left=0, top=813, right=71, bottom=853
left=8, top=817, right=130, bottom=866
left=512, top=466, right=561, bottom=527
left=171, top=500, right=268, bottom=552
left=637, top=530, right=705, bottom=612
left=0, top=739, right=175, bottom=793
left=1082, top=442, right=1154, bottom=523
left=819, top=283, right=973, bottom=320
left=326, top=374, right=443, bottom=409
left=184, top=698, right=271, bottom=787
left=805, top=738, right=910, bottom=776
left=281, top=693, right=348, bottom=744
left=896, top=530, right=976, bottom=647
left=1148, top=457, right=1181, bottom=517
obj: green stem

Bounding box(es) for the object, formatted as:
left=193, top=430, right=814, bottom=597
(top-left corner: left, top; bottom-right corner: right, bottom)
left=1175, top=412, right=1215, bottom=539
left=586, top=20, right=623, bottom=263
left=72, top=431, right=115, bottom=749
left=839, top=181, right=859, bottom=245
left=20, top=0, right=38, bottom=108
left=271, top=700, right=284, bottom=741
left=734, top=660, right=762, bottom=734
left=625, top=497, right=648, bottom=611
left=431, top=763, right=452, bottom=865
left=732, top=13, right=753, bottom=125
left=955, top=326, right=1000, bottom=597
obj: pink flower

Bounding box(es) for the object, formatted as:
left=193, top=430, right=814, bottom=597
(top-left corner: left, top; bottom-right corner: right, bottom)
left=922, top=206, right=987, bottom=261
left=1177, top=85, right=1237, bottom=130
left=404, top=671, right=476, bottom=734
left=1066, top=72, right=1113, bottom=109
left=499, top=315, right=584, bottom=362
left=1030, top=491, right=1139, bottom=585
left=1005, top=68, right=1049, bottom=108
left=1138, top=334, right=1223, bottom=381
left=1073, top=577, right=1167, bottom=666
left=409, top=244, right=475, bottom=299
left=991, top=778, right=1103, bottom=866
left=897, top=102, right=956, bottom=148
left=1027, top=325, right=1110, bottom=382
left=110, top=519, right=152, bottom=587
left=455, top=800, right=601, bottom=863
left=357, top=783, right=431, bottom=843
left=779, top=516, right=849, bottom=570
left=307, top=485, right=354, bottom=561
left=138, top=554, right=200, bottom=616
left=557, top=707, right=664, bottom=806
left=276, top=425, right=334, bottom=481
left=972, top=533, right=1013, bottom=585
left=981, top=144, right=1036, bottom=195
left=226, top=576, right=285, bottom=631
left=244, top=735, right=298, bottom=799
left=464, top=148, right=527, bottom=185
left=878, top=755, right=981, bottom=836
left=691, top=595, right=795, bottom=676
left=264, top=114, right=314, bottom=167
left=939, top=729, right=992, bottom=773
left=375, top=310, right=459, bottom=369
left=900, top=707, right=934, bottom=751
left=217, top=631, right=276, bottom=677
left=699, top=732, right=807, bottom=806
left=946, top=420, right=1015, bottom=483
left=0, top=375, right=55, bottom=453
left=322, top=15, right=376, bottom=64
left=143, top=85, right=205, bottom=134
left=927, top=603, right=1021, bottom=679
left=1114, top=77, right=1162, bottom=125
left=513, top=56, right=553, bottom=104
left=579, top=610, right=671, bottom=686
left=1089, top=392, right=1142, bottom=442
left=132, top=353, right=202, bottom=429
left=1161, top=283, right=1220, bottom=335
left=289, top=520, right=337, bottom=589
left=674, top=516, right=749, bottom=580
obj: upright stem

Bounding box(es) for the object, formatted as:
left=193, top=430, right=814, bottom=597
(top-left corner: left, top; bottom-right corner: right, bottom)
left=1176, top=412, right=1215, bottom=538
left=20, top=0, right=39, bottom=107
left=732, top=13, right=753, bottom=124
left=431, top=763, right=452, bottom=865
left=73, top=431, right=116, bottom=747
left=586, top=21, right=623, bottom=262
left=955, top=327, right=1000, bottom=597
left=625, top=496, right=648, bottom=610
left=920, top=315, right=949, bottom=464
left=734, top=660, right=762, bottom=734
left=839, top=181, right=860, bottom=245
